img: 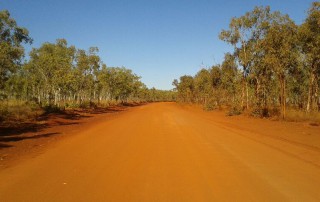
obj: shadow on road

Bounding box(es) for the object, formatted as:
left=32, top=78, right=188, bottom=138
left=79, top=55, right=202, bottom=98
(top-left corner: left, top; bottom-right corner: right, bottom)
left=0, top=132, right=61, bottom=143
left=0, top=104, right=143, bottom=147
left=0, top=142, right=12, bottom=149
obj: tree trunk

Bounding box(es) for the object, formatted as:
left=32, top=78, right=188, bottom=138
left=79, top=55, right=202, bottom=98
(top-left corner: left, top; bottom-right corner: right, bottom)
left=306, top=71, right=314, bottom=113
left=283, top=79, right=286, bottom=119
left=37, top=87, right=41, bottom=105
left=54, top=90, right=58, bottom=106
left=241, top=77, right=245, bottom=109
left=246, top=80, right=249, bottom=110
left=315, top=78, right=319, bottom=111
left=279, top=76, right=286, bottom=119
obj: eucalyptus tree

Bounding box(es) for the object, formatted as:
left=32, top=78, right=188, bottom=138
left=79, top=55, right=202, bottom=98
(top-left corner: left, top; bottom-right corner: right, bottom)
left=209, top=65, right=223, bottom=106
left=219, top=10, right=254, bottom=109
left=261, top=12, right=299, bottom=118
left=74, top=47, right=101, bottom=104
left=27, top=39, right=76, bottom=106
left=0, top=10, right=32, bottom=97
left=147, top=89, right=176, bottom=102
left=219, top=6, right=272, bottom=110
left=96, top=64, right=110, bottom=101
left=174, top=75, right=195, bottom=103
left=134, top=83, right=149, bottom=102
left=4, top=67, right=28, bottom=100
left=299, top=2, right=320, bottom=112
left=220, top=53, right=240, bottom=106
left=98, top=67, right=141, bottom=102
left=287, top=61, right=308, bottom=110
left=194, top=69, right=211, bottom=104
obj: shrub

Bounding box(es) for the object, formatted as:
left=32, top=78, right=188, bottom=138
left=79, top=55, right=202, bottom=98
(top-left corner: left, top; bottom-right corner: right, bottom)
left=285, top=109, right=320, bottom=124
left=203, top=99, right=219, bottom=111
left=251, top=107, right=270, bottom=117
left=227, top=105, right=242, bottom=116
left=43, top=105, right=63, bottom=114
left=270, top=107, right=281, bottom=117
left=78, top=101, right=98, bottom=109
left=0, top=100, right=42, bottom=122
left=203, top=102, right=215, bottom=111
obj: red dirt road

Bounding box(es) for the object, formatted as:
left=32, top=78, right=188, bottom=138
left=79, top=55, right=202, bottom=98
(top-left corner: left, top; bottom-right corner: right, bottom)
left=1, top=103, right=320, bottom=201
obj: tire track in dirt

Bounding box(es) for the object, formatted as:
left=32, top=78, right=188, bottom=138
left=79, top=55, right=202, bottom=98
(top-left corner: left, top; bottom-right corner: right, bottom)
left=0, top=103, right=320, bottom=201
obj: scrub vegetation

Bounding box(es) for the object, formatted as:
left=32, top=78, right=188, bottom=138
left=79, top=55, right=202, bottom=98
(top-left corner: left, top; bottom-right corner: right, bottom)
left=173, top=2, right=320, bottom=122
left=0, top=10, right=175, bottom=123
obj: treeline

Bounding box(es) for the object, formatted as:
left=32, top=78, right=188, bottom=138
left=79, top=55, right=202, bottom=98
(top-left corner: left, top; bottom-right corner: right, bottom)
left=173, top=2, right=320, bottom=119
left=0, top=9, right=175, bottom=120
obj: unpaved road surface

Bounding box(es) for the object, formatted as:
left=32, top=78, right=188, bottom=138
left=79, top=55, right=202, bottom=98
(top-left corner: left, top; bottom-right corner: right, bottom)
left=1, top=103, right=320, bottom=201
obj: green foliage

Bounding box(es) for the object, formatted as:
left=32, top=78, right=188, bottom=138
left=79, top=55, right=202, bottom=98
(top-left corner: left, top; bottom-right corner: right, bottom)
left=203, top=98, right=218, bottom=111
left=298, top=2, right=320, bottom=112
left=174, top=2, right=320, bottom=120
left=0, top=10, right=176, bottom=123
left=26, top=39, right=76, bottom=106
left=78, top=101, right=97, bottom=109
left=194, top=69, right=211, bottom=103
left=218, top=6, right=269, bottom=110
left=0, top=10, right=32, bottom=91
left=227, top=106, right=242, bottom=116
left=173, top=75, right=195, bottom=103
left=98, top=66, right=141, bottom=101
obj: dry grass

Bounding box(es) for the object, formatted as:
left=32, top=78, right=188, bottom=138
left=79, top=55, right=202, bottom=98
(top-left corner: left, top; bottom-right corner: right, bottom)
left=64, top=100, right=123, bottom=109
left=0, top=100, right=42, bottom=123
left=285, top=109, right=320, bottom=125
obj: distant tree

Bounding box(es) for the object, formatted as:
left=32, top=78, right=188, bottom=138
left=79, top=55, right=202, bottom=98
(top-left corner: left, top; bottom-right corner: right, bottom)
left=175, top=75, right=194, bottom=103
left=194, top=69, right=211, bottom=104
left=209, top=65, right=222, bottom=107
left=98, top=67, right=141, bottom=102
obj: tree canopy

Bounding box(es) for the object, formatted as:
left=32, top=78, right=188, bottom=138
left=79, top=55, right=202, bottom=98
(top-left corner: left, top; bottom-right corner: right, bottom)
left=174, top=2, right=320, bottom=118
left=0, top=9, right=175, bottom=118
left=0, top=10, right=32, bottom=91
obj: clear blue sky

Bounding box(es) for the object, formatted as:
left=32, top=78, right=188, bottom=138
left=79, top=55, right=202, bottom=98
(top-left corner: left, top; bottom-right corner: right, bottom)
left=1, top=0, right=314, bottom=90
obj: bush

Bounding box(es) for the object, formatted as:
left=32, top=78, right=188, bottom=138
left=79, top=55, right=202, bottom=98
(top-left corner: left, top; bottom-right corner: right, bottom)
left=78, top=101, right=98, bottom=109
left=43, top=105, right=63, bottom=114
left=64, top=102, right=80, bottom=109
left=203, top=99, right=219, bottom=111
left=285, top=109, right=320, bottom=124
left=0, top=100, right=42, bottom=122
left=227, top=105, right=242, bottom=116
left=96, top=100, right=111, bottom=108
left=250, top=107, right=270, bottom=117
left=203, top=103, right=215, bottom=111
left=0, top=104, right=9, bottom=122
left=270, top=107, right=281, bottom=117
